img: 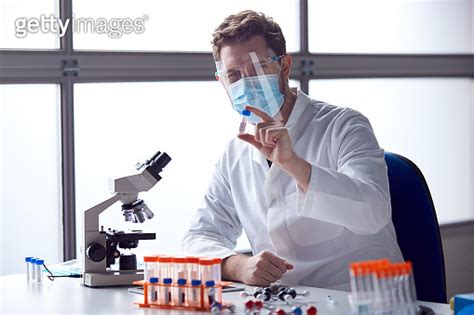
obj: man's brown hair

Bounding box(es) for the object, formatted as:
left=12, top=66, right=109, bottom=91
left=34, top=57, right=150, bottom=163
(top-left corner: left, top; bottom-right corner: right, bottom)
left=212, top=10, right=286, bottom=60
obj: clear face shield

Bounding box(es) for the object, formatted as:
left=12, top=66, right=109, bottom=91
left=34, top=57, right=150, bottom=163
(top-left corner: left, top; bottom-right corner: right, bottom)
left=215, top=48, right=285, bottom=124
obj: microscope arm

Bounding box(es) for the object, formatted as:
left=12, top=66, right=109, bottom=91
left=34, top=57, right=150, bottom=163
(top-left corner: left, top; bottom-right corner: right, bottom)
left=84, top=193, right=136, bottom=232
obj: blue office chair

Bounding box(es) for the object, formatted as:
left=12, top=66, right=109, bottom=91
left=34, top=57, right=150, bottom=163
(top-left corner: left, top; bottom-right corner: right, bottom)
left=384, top=152, right=447, bottom=303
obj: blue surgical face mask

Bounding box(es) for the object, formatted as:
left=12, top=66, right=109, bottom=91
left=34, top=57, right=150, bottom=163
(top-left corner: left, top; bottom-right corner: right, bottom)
left=229, top=74, right=285, bottom=124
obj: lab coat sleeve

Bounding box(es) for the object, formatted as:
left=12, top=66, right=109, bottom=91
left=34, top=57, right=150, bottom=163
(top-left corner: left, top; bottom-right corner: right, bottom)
left=296, top=110, right=391, bottom=235
left=181, top=160, right=242, bottom=259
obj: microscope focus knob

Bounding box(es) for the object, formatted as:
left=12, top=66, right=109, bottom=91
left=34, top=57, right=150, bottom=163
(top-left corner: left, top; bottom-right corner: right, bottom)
left=86, top=243, right=106, bottom=262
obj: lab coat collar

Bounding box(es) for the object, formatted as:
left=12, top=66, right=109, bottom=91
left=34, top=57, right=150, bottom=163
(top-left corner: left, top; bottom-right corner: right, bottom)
left=285, top=88, right=308, bottom=130
left=251, top=89, right=312, bottom=168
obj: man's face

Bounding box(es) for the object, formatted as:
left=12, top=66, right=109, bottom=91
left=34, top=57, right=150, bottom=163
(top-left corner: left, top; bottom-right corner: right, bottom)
left=218, top=36, right=283, bottom=87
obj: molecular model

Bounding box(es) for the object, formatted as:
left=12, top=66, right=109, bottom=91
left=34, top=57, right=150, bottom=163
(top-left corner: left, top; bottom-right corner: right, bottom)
left=240, top=285, right=318, bottom=315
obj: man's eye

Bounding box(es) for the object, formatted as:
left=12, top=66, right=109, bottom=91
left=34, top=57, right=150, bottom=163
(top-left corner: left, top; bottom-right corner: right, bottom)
left=228, top=71, right=240, bottom=80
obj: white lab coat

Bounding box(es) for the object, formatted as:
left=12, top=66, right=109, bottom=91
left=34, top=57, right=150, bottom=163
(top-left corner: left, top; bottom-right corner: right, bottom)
left=182, top=89, right=403, bottom=290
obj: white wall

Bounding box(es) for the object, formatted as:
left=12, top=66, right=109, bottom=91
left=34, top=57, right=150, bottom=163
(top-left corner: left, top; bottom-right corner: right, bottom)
left=440, top=221, right=474, bottom=299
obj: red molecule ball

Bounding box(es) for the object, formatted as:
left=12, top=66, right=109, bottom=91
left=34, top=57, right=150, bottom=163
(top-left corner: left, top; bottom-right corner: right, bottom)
left=255, top=300, right=263, bottom=310
left=307, top=305, right=317, bottom=315
left=275, top=308, right=286, bottom=315
left=245, top=300, right=254, bottom=310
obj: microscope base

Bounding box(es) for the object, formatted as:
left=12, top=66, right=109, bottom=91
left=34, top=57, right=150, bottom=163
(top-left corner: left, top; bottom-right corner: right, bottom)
left=83, top=270, right=144, bottom=287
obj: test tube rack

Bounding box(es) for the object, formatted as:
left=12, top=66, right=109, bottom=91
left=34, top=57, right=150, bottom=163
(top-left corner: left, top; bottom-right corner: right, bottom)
left=133, top=279, right=234, bottom=312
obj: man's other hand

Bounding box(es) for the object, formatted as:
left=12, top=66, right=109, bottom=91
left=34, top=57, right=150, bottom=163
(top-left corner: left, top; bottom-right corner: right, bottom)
left=222, top=251, right=294, bottom=286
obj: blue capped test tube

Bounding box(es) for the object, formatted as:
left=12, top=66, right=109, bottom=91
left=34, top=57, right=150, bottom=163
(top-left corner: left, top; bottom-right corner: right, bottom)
left=162, top=278, right=173, bottom=305
left=239, top=110, right=251, bottom=134
left=176, top=278, right=187, bottom=306
left=25, top=257, right=33, bottom=281
left=189, top=279, right=202, bottom=307
left=149, top=277, right=159, bottom=304
left=35, top=259, right=44, bottom=283
left=30, top=258, right=37, bottom=281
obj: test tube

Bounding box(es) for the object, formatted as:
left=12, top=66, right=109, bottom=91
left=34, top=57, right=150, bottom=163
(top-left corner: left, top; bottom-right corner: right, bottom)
left=149, top=277, right=159, bottom=304
left=379, top=265, right=395, bottom=314
left=158, top=256, right=173, bottom=281
left=172, top=257, right=187, bottom=284
left=25, top=257, right=33, bottom=281
left=35, top=259, right=44, bottom=283
left=239, top=116, right=247, bottom=134
left=212, top=258, right=222, bottom=283
left=176, top=278, right=187, bottom=306
left=349, top=262, right=360, bottom=297
left=30, top=258, right=37, bottom=281
left=405, top=261, right=418, bottom=314
left=387, top=265, right=397, bottom=311
left=368, top=259, right=390, bottom=308
left=362, top=262, right=374, bottom=301
left=205, top=280, right=219, bottom=309
left=186, top=256, right=200, bottom=282
left=406, top=262, right=418, bottom=302
left=392, top=264, right=405, bottom=312
left=199, top=258, right=215, bottom=284
left=189, top=279, right=202, bottom=308
left=162, top=278, right=173, bottom=305
left=144, top=256, right=159, bottom=282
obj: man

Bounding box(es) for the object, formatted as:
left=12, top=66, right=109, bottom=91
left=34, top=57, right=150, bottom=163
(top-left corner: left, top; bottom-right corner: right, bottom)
left=182, top=10, right=403, bottom=290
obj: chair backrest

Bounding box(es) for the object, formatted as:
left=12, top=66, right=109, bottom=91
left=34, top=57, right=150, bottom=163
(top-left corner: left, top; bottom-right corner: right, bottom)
left=384, top=152, right=447, bottom=303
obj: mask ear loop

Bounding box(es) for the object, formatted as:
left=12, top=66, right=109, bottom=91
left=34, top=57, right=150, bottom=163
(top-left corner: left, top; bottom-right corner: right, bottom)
left=250, top=52, right=284, bottom=122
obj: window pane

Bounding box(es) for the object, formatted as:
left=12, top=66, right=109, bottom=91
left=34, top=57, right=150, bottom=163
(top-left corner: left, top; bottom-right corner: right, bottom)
left=72, top=0, right=299, bottom=52
left=0, top=84, right=62, bottom=275
left=0, top=0, right=60, bottom=49
left=310, top=78, right=474, bottom=224
left=74, top=81, right=253, bottom=258
left=309, top=0, right=473, bottom=53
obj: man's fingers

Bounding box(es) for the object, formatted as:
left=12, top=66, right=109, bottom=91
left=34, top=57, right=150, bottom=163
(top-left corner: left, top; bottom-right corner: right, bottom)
left=258, top=270, right=280, bottom=283
left=254, top=122, right=286, bottom=148
left=258, top=126, right=278, bottom=148
left=265, top=127, right=286, bottom=146
left=253, top=275, right=272, bottom=287
left=268, top=252, right=293, bottom=272
left=264, top=261, right=285, bottom=279
left=255, top=121, right=275, bottom=144
left=245, top=105, right=273, bottom=122
left=237, top=134, right=262, bottom=150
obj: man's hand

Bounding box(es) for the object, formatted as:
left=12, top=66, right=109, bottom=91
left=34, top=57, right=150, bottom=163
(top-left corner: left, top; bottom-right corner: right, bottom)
left=237, top=106, right=296, bottom=166
left=237, top=105, right=312, bottom=192
left=222, top=251, right=294, bottom=286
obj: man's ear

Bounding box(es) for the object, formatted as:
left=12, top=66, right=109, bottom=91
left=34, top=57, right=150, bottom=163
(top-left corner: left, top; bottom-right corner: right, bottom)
left=281, top=54, right=292, bottom=81
left=279, top=54, right=292, bottom=93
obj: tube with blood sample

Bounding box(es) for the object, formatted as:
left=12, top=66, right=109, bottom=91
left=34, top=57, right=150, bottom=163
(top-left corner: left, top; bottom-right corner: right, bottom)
left=149, top=277, right=159, bottom=304
left=162, top=278, right=173, bottom=305
left=176, top=278, right=187, bottom=306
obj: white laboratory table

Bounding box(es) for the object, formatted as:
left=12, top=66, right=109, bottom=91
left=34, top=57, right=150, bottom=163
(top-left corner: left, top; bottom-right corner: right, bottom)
left=0, top=274, right=451, bottom=314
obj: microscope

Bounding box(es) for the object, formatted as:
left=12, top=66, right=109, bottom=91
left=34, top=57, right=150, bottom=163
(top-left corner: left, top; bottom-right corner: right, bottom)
left=83, top=150, right=171, bottom=287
